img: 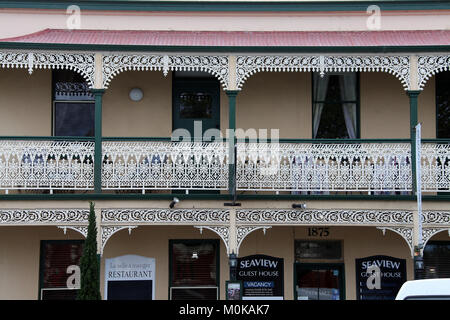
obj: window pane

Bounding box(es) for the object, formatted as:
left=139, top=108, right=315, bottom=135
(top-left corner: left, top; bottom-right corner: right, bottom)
left=54, top=102, right=95, bottom=137
left=53, top=70, right=93, bottom=101
left=313, top=73, right=358, bottom=139
left=171, top=242, right=217, bottom=286
left=295, top=240, right=342, bottom=260
left=437, top=71, right=450, bottom=138
left=179, top=92, right=212, bottom=119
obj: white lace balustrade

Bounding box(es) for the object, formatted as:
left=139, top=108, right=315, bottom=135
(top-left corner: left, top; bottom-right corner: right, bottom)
left=421, top=142, right=450, bottom=192
left=236, top=142, right=412, bottom=192
left=0, top=140, right=94, bottom=190
left=102, top=141, right=229, bottom=190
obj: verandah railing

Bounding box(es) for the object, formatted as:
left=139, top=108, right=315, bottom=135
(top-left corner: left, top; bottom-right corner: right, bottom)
left=0, top=137, right=94, bottom=191
left=101, top=138, right=229, bottom=191
left=0, top=137, right=448, bottom=194
left=236, top=139, right=413, bottom=192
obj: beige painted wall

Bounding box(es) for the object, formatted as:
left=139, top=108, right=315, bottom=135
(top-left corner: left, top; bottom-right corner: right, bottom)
left=0, top=69, right=51, bottom=136
left=0, top=69, right=439, bottom=139
left=1, top=9, right=450, bottom=39
left=103, top=71, right=172, bottom=137
left=235, top=72, right=311, bottom=139
left=1, top=224, right=449, bottom=300
left=0, top=226, right=84, bottom=300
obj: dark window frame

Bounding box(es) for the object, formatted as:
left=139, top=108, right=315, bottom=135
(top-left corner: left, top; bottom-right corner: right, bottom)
left=51, top=70, right=95, bottom=137
left=435, top=71, right=450, bottom=139
left=168, top=239, right=220, bottom=300
left=38, top=239, right=84, bottom=300
left=311, top=72, right=361, bottom=139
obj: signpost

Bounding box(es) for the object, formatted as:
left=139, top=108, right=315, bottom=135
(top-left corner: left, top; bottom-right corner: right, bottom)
left=236, top=254, right=284, bottom=300
left=415, top=123, right=423, bottom=249
left=355, top=255, right=406, bottom=300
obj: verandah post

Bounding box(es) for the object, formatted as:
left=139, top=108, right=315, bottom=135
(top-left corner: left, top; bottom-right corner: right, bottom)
left=226, top=90, right=239, bottom=195
left=91, top=89, right=105, bottom=193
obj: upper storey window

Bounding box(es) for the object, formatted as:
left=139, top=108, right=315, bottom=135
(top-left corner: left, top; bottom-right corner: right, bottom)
left=312, top=73, right=359, bottom=139
left=436, top=71, right=450, bottom=138
left=52, top=70, right=95, bottom=137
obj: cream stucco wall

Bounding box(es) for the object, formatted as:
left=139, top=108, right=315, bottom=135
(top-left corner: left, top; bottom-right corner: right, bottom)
left=235, top=72, right=311, bottom=139
left=0, top=69, right=51, bottom=136
left=0, top=69, right=440, bottom=139
left=0, top=226, right=84, bottom=300
left=103, top=71, right=172, bottom=137
left=1, top=223, right=448, bottom=300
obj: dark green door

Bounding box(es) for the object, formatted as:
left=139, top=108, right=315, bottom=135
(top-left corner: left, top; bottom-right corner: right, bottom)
left=172, top=78, right=220, bottom=141
left=294, top=263, right=345, bottom=300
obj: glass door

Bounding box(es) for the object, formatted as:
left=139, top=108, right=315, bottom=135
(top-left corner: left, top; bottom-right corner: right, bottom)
left=295, top=263, right=345, bottom=300
left=172, top=77, right=220, bottom=141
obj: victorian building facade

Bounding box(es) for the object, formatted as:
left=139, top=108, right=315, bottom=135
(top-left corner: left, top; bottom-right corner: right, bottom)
left=0, top=0, right=449, bottom=300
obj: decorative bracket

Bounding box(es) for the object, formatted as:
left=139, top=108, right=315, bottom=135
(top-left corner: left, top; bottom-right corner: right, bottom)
left=377, top=227, right=414, bottom=257
left=236, top=226, right=272, bottom=255
left=195, top=226, right=230, bottom=254
left=57, top=226, right=88, bottom=238
left=101, top=226, right=137, bottom=254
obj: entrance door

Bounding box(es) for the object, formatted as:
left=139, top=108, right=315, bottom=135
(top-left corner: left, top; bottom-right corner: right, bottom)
left=294, top=263, right=345, bottom=300
left=172, top=76, right=220, bottom=141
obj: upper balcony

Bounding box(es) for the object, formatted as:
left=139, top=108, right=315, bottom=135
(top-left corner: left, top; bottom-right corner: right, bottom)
left=0, top=38, right=449, bottom=199
left=0, top=137, right=449, bottom=198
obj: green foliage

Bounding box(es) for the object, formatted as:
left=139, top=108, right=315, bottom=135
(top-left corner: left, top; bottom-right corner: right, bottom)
left=77, top=202, right=101, bottom=300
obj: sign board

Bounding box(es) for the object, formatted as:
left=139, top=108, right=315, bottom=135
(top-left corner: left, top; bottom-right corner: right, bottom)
left=236, top=254, right=284, bottom=300
left=355, top=255, right=406, bottom=300
left=105, top=255, right=155, bottom=300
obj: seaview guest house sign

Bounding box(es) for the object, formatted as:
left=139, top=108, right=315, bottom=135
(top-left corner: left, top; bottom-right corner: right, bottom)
left=236, top=254, right=284, bottom=300
left=356, top=255, right=406, bottom=300
left=105, top=255, right=155, bottom=300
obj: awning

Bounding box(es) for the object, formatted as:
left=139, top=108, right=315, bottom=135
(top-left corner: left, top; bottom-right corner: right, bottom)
left=1, top=29, right=449, bottom=47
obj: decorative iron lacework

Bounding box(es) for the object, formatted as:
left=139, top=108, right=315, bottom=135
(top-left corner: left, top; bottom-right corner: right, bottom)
left=102, top=54, right=229, bottom=89
left=195, top=226, right=230, bottom=253
left=0, top=209, right=89, bottom=224
left=377, top=227, right=413, bottom=255
left=102, top=141, right=229, bottom=190
left=422, top=228, right=450, bottom=247
left=421, top=143, right=450, bottom=192
left=235, top=209, right=413, bottom=225
left=0, top=51, right=95, bottom=87
left=101, top=226, right=137, bottom=253
left=0, top=140, right=94, bottom=190
left=236, top=226, right=271, bottom=254
left=235, top=55, right=410, bottom=90
left=54, top=82, right=93, bottom=98
left=417, top=55, right=450, bottom=90
left=102, top=208, right=230, bottom=224
left=236, top=142, right=412, bottom=192
left=422, top=211, right=450, bottom=224
left=58, top=226, right=88, bottom=237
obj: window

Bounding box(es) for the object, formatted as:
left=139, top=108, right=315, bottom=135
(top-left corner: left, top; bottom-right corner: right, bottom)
left=39, top=240, right=84, bottom=300
left=436, top=71, right=450, bottom=138
left=52, top=70, right=95, bottom=137
left=169, top=239, right=219, bottom=300
left=312, top=73, right=359, bottom=139
left=295, top=240, right=342, bottom=261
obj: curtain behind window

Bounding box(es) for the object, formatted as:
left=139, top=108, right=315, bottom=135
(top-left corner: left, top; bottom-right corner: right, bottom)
left=312, top=72, right=358, bottom=139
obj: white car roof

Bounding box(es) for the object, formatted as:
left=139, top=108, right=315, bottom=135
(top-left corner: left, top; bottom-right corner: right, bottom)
left=396, top=279, right=450, bottom=300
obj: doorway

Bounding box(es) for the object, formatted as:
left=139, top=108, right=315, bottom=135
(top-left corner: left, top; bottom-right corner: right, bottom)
left=294, top=263, right=345, bottom=300
left=172, top=73, right=220, bottom=141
